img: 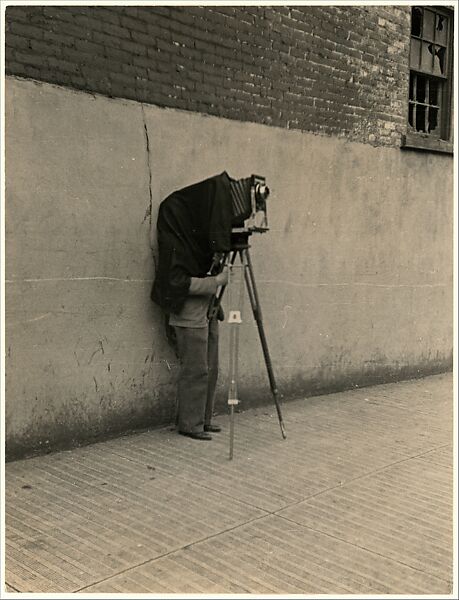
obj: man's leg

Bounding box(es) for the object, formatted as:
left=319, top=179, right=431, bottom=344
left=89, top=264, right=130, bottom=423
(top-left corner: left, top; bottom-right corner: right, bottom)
left=174, top=326, right=209, bottom=434
left=204, top=317, right=219, bottom=428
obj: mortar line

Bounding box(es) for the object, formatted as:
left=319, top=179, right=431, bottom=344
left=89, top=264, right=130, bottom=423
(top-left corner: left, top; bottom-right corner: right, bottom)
left=74, top=511, right=269, bottom=593
left=275, top=512, right=452, bottom=586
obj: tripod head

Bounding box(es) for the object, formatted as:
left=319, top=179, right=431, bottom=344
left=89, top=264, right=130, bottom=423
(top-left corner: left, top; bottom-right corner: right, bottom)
left=231, top=228, right=253, bottom=251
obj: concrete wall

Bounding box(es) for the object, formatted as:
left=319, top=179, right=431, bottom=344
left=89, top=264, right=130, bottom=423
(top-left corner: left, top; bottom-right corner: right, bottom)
left=5, top=77, right=453, bottom=458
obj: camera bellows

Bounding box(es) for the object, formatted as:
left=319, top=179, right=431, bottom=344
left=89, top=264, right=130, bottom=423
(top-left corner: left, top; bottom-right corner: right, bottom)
left=229, top=174, right=270, bottom=232
left=230, top=177, right=252, bottom=225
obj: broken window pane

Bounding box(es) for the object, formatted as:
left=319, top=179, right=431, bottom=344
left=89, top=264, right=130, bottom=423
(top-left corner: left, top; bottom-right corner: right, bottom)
left=428, top=107, right=439, bottom=133
left=433, top=46, right=446, bottom=76
left=421, top=42, right=434, bottom=73
left=409, top=6, right=452, bottom=141
left=411, top=7, right=422, bottom=37
left=429, top=78, right=439, bottom=105
left=408, top=103, right=414, bottom=127
left=435, top=14, right=447, bottom=46
left=409, top=73, right=415, bottom=100
left=416, top=104, right=426, bottom=132
left=416, top=76, right=426, bottom=103
left=423, top=9, right=435, bottom=41
left=410, top=38, right=421, bottom=69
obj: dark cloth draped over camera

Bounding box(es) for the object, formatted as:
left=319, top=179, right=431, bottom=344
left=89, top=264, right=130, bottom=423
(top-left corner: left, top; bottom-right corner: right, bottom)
left=151, top=171, right=233, bottom=314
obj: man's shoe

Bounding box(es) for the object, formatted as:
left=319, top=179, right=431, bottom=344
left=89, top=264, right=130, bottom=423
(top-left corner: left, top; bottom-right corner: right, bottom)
left=204, top=424, right=222, bottom=433
left=179, top=430, right=212, bottom=441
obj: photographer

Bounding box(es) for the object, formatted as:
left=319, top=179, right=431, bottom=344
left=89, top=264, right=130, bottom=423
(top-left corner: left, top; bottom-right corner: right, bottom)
left=152, top=173, right=233, bottom=440
left=168, top=266, right=228, bottom=440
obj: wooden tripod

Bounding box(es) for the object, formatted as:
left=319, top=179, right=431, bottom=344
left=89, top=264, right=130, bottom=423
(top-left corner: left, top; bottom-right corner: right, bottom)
left=208, top=235, right=287, bottom=459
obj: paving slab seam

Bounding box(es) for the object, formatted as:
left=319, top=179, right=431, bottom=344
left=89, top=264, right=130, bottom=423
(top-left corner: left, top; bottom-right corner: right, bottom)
left=25, top=454, right=267, bottom=532
left=101, top=447, right=275, bottom=514
left=274, top=512, right=452, bottom=587
left=100, top=440, right=451, bottom=520
left=70, top=442, right=452, bottom=593
left=73, top=512, right=271, bottom=593
left=5, top=372, right=452, bottom=595
left=268, top=441, right=452, bottom=512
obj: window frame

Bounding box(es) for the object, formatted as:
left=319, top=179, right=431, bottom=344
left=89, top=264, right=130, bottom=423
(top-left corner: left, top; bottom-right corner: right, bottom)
left=401, top=5, right=454, bottom=154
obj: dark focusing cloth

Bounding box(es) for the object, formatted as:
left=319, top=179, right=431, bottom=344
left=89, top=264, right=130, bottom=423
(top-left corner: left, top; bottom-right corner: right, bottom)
left=151, top=172, right=233, bottom=314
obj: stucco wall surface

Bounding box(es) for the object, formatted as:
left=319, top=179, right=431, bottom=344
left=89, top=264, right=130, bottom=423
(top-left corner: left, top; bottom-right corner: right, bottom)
left=5, top=77, right=453, bottom=457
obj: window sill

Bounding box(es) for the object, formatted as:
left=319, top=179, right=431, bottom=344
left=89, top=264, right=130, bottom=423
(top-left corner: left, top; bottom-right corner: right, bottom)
left=401, top=132, right=453, bottom=154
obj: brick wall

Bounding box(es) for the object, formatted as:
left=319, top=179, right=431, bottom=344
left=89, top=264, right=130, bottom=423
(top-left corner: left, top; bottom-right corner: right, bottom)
left=5, top=5, right=411, bottom=147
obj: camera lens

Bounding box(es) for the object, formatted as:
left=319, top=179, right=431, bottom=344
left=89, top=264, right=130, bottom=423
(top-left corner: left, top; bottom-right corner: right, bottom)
left=256, top=183, right=270, bottom=200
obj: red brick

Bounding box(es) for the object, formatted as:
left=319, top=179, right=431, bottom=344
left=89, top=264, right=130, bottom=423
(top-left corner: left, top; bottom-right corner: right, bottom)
left=120, top=14, right=148, bottom=33
left=5, top=4, right=415, bottom=148
left=9, top=21, right=44, bottom=40
left=100, top=21, right=130, bottom=39
left=5, top=33, right=30, bottom=50
left=47, top=56, right=79, bottom=73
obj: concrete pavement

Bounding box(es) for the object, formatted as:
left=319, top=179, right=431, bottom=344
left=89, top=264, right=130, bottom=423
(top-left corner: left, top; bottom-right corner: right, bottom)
left=3, top=372, right=455, bottom=595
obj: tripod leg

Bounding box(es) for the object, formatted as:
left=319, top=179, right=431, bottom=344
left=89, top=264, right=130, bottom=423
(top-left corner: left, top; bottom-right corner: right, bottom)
left=207, top=250, right=237, bottom=320
left=243, top=249, right=286, bottom=439
left=228, top=305, right=239, bottom=460
left=229, top=405, right=234, bottom=459
left=227, top=253, right=244, bottom=460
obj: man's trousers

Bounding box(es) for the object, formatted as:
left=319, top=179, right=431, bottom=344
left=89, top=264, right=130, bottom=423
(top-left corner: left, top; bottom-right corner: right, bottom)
left=174, top=319, right=219, bottom=433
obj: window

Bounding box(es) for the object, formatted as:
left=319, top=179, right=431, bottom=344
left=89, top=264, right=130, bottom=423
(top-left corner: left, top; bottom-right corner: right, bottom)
left=402, top=6, right=454, bottom=153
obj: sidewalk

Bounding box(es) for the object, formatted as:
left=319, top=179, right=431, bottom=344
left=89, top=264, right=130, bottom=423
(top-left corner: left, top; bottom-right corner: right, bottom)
left=4, top=372, right=454, bottom=595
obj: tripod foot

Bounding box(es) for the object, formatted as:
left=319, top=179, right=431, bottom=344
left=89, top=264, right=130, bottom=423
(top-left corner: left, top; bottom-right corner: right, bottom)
left=279, top=421, right=287, bottom=440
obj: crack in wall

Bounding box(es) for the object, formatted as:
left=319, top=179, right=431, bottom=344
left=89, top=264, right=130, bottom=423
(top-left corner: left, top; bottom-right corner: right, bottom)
left=141, top=105, right=153, bottom=233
